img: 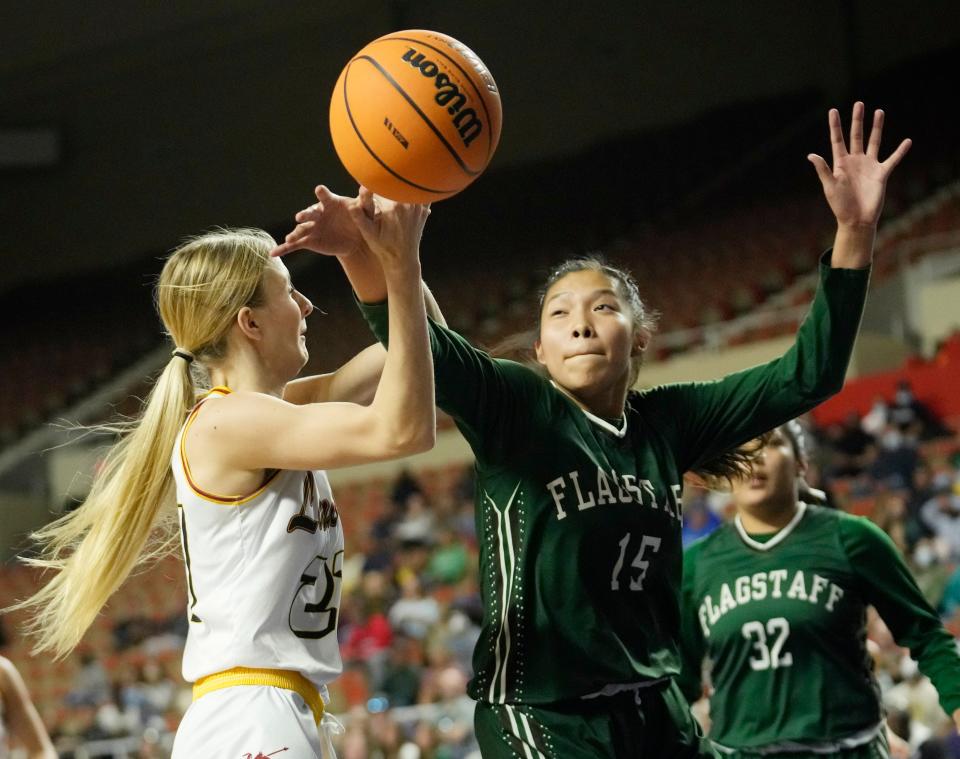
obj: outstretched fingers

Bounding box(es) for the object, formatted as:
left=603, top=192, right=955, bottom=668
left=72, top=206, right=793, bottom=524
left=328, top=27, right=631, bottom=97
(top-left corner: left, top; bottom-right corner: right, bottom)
left=270, top=221, right=316, bottom=257
left=357, top=186, right=375, bottom=215
left=314, top=184, right=336, bottom=204
left=271, top=239, right=298, bottom=258
left=829, top=108, right=848, bottom=166
left=295, top=202, right=322, bottom=223
left=866, top=109, right=885, bottom=158
left=807, top=153, right=833, bottom=187
left=881, top=138, right=913, bottom=174
left=849, top=101, right=865, bottom=154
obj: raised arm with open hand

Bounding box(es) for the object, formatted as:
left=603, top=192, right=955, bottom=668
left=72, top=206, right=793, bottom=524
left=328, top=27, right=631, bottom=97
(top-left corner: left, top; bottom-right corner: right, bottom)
left=194, top=189, right=435, bottom=472
left=808, top=102, right=912, bottom=269
left=271, top=184, right=369, bottom=260
left=347, top=187, right=431, bottom=271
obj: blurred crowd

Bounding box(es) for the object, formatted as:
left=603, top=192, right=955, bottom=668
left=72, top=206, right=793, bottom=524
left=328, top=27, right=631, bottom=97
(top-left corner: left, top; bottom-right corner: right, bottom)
left=331, top=468, right=482, bottom=759
left=3, top=379, right=959, bottom=758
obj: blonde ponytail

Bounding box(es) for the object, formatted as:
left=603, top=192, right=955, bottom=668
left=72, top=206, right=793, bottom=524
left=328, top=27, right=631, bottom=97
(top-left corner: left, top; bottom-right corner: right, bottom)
left=16, top=359, right=194, bottom=657
left=11, top=228, right=273, bottom=658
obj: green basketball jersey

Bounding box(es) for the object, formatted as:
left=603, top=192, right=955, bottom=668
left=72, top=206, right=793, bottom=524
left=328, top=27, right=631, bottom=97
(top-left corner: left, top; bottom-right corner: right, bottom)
left=679, top=504, right=960, bottom=751
left=359, top=253, right=869, bottom=704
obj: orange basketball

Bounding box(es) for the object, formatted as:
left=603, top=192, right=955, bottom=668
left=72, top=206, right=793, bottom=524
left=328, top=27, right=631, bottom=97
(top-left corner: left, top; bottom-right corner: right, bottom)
left=329, top=30, right=502, bottom=203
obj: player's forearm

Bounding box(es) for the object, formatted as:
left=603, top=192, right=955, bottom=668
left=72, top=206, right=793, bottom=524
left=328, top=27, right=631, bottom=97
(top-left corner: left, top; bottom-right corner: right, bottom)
left=369, top=260, right=436, bottom=453
left=829, top=223, right=876, bottom=270
left=342, top=248, right=447, bottom=331
left=843, top=518, right=960, bottom=713
left=340, top=246, right=388, bottom=303
left=912, top=634, right=960, bottom=715
left=422, top=280, right=448, bottom=327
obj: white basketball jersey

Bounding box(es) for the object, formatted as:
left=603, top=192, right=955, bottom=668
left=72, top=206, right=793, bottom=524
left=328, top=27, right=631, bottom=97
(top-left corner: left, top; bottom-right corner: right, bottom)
left=171, top=387, right=344, bottom=689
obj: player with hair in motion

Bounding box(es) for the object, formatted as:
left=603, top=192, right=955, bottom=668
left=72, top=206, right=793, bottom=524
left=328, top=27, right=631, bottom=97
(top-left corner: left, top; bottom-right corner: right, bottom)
left=678, top=421, right=960, bottom=758
left=276, top=103, right=910, bottom=757
left=12, top=195, right=435, bottom=758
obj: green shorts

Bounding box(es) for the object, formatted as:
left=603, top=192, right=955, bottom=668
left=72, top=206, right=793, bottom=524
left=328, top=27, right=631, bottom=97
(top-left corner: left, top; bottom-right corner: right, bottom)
left=474, top=679, right=718, bottom=758
left=720, top=731, right=889, bottom=759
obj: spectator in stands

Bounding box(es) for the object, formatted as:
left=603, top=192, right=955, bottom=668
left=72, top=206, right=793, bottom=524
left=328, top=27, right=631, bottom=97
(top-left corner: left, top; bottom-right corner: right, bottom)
left=862, top=396, right=891, bottom=437
left=430, top=608, right=482, bottom=676
left=404, top=720, right=440, bottom=758
left=394, top=490, right=436, bottom=545
left=830, top=410, right=877, bottom=477
left=340, top=707, right=373, bottom=759
left=379, top=635, right=424, bottom=708
left=119, top=660, right=175, bottom=732
left=939, top=564, right=960, bottom=619
left=392, top=468, right=426, bottom=509
left=65, top=649, right=111, bottom=708
left=873, top=491, right=910, bottom=553
left=426, top=524, right=470, bottom=585
left=0, top=655, right=56, bottom=758
left=432, top=666, right=480, bottom=758
left=870, top=424, right=920, bottom=490
left=891, top=379, right=950, bottom=440
left=922, top=486, right=960, bottom=560
left=342, top=580, right=394, bottom=669
left=280, top=102, right=912, bottom=757
left=368, top=708, right=404, bottom=756
left=909, top=465, right=939, bottom=544
left=389, top=575, right=441, bottom=641
left=12, top=198, right=437, bottom=759
left=682, top=487, right=723, bottom=546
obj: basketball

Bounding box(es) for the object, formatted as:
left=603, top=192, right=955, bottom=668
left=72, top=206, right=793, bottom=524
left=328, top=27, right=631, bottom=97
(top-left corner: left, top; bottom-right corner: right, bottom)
left=329, top=30, right=502, bottom=203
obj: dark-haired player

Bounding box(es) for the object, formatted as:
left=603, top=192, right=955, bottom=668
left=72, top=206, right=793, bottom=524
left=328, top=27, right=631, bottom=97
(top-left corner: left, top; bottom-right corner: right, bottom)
left=679, top=422, right=960, bottom=758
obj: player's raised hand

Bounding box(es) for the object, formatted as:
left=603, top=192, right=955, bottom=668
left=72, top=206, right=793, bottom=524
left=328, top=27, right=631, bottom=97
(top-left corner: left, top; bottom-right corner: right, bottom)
left=807, top=102, right=911, bottom=230
left=271, top=185, right=369, bottom=258
left=348, top=187, right=431, bottom=271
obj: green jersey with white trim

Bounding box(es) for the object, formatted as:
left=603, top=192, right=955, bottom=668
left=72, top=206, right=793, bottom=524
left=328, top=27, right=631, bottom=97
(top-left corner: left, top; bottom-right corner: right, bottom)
left=679, top=504, right=960, bottom=751
left=359, top=253, right=869, bottom=704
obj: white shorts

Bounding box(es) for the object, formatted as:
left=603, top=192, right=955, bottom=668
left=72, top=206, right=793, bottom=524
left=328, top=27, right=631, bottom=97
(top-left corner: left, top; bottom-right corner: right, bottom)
left=172, top=685, right=338, bottom=759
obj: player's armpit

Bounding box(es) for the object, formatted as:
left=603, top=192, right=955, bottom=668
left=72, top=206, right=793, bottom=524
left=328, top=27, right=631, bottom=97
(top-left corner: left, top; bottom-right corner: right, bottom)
left=284, top=343, right=386, bottom=406
left=189, top=391, right=430, bottom=472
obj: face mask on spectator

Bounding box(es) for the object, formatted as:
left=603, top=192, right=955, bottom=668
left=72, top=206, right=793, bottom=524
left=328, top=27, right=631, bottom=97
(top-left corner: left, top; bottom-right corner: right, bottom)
left=914, top=541, right=935, bottom=568
left=880, top=428, right=903, bottom=450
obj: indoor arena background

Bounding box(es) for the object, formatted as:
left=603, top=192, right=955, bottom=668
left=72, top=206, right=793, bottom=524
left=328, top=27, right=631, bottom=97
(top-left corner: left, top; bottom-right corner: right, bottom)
left=2, top=1, right=960, bottom=757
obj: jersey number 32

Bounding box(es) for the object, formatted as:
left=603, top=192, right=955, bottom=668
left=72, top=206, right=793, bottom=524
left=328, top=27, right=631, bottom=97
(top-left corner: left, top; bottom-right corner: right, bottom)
left=742, top=617, right=793, bottom=671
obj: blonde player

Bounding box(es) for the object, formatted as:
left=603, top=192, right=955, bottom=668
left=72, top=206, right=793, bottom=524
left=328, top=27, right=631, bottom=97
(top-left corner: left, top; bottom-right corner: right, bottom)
left=13, top=194, right=434, bottom=758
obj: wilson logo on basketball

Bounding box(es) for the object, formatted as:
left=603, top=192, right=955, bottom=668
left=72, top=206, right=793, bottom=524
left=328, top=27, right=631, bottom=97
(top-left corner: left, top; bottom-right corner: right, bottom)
left=401, top=47, right=483, bottom=148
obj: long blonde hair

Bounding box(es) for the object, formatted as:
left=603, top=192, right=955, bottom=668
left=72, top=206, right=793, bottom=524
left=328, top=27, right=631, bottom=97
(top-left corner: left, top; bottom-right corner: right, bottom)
left=12, top=228, right=273, bottom=657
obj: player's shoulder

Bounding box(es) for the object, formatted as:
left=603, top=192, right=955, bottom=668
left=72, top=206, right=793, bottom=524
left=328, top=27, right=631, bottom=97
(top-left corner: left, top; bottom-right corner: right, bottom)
left=627, top=385, right=674, bottom=423
left=805, top=502, right=870, bottom=531
left=492, top=357, right=559, bottom=407
left=805, top=504, right=895, bottom=558
left=493, top=356, right=547, bottom=382
left=186, top=389, right=281, bottom=432
left=684, top=521, right=737, bottom=563
left=628, top=382, right=705, bottom=431
left=802, top=502, right=845, bottom=524
left=632, top=382, right=685, bottom=407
